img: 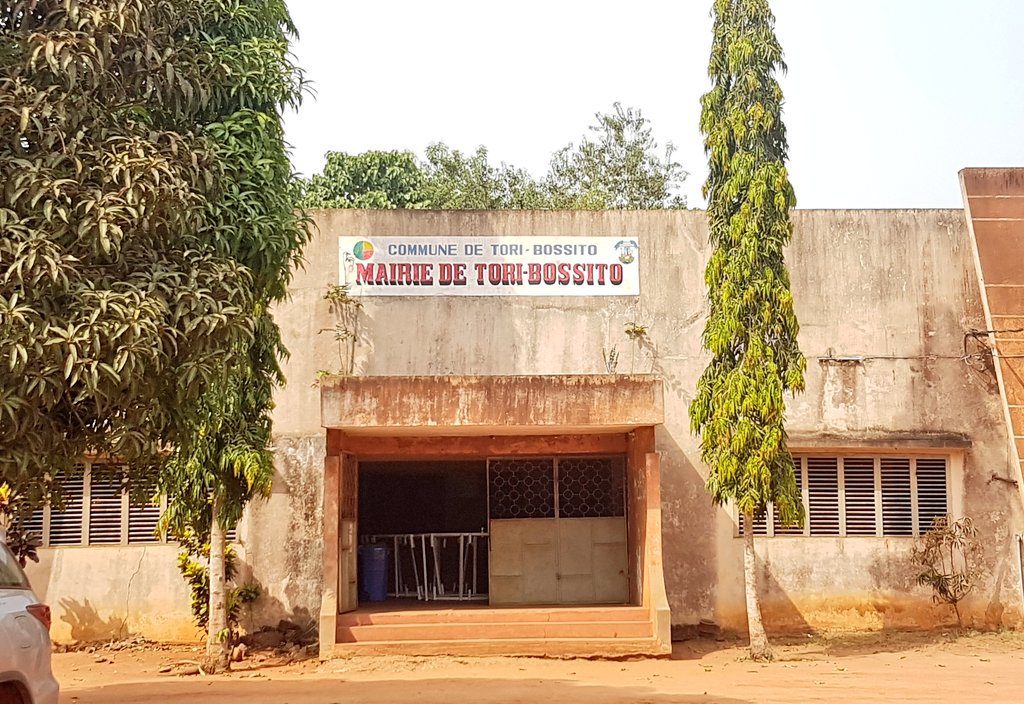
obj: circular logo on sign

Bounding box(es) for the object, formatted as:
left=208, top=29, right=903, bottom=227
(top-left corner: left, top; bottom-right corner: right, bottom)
left=615, top=239, right=638, bottom=264
left=352, top=240, right=375, bottom=260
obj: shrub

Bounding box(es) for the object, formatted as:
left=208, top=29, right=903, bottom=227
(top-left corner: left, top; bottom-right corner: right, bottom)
left=176, top=533, right=260, bottom=635
left=913, top=515, right=984, bottom=628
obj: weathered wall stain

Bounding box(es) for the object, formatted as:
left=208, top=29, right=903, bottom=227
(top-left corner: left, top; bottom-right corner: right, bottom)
left=243, top=434, right=325, bottom=630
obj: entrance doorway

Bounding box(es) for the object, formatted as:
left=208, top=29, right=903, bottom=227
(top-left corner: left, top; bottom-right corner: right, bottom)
left=353, top=455, right=628, bottom=610
left=358, top=460, right=490, bottom=602
left=318, top=375, right=669, bottom=657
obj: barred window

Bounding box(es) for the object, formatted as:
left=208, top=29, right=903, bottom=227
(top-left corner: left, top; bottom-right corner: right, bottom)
left=17, top=462, right=166, bottom=548
left=488, top=456, right=625, bottom=520
left=737, top=454, right=950, bottom=538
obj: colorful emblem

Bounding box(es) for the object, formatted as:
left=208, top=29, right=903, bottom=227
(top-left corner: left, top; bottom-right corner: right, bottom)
left=352, top=240, right=375, bottom=260
left=615, top=239, right=638, bottom=264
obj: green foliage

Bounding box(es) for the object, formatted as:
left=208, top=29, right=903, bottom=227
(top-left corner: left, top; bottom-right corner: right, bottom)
left=3, top=1, right=301, bottom=666
left=178, top=549, right=212, bottom=628
left=913, top=515, right=984, bottom=628
left=160, top=107, right=307, bottom=536
left=624, top=322, right=649, bottom=340
left=299, top=104, right=686, bottom=210
left=689, top=0, right=805, bottom=527
left=3, top=527, right=40, bottom=567
left=301, top=150, right=427, bottom=209
left=0, top=1, right=306, bottom=497
left=176, top=534, right=260, bottom=632
left=233, top=581, right=262, bottom=605
left=0, top=481, right=40, bottom=566
left=420, top=144, right=552, bottom=209
left=547, top=103, right=687, bottom=209
left=158, top=317, right=279, bottom=537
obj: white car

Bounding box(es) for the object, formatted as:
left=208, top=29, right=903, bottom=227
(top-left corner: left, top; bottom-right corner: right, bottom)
left=0, top=542, right=59, bottom=704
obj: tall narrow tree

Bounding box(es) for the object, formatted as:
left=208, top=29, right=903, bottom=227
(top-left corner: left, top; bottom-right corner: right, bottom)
left=690, top=0, right=805, bottom=662
left=156, top=1, right=309, bottom=674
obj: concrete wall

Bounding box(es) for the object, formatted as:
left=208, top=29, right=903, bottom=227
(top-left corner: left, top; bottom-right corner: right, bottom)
left=243, top=208, right=1023, bottom=635
left=759, top=210, right=1024, bottom=631
left=25, top=546, right=197, bottom=643
left=27, top=208, right=1024, bottom=641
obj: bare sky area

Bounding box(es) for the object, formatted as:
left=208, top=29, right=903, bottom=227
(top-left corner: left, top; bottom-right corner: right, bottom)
left=282, top=0, right=1024, bottom=208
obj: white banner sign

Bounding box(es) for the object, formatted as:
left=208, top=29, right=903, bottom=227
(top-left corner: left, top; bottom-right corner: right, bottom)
left=338, top=236, right=640, bottom=296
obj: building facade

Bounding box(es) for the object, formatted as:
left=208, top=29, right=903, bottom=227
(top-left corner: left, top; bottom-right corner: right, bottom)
left=23, top=170, right=1024, bottom=653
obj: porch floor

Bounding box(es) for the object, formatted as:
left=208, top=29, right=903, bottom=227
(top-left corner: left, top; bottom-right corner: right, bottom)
left=340, top=598, right=641, bottom=621
left=345, top=598, right=491, bottom=615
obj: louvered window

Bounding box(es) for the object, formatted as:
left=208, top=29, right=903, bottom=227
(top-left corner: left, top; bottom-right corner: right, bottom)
left=843, top=457, right=877, bottom=536
left=880, top=458, right=913, bottom=536
left=128, top=499, right=163, bottom=544
left=738, top=510, right=768, bottom=536
left=773, top=465, right=805, bottom=536
left=49, top=468, right=85, bottom=546
left=916, top=458, right=949, bottom=532
left=735, top=454, right=951, bottom=538
left=24, top=461, right=170, bottom=547
left=807, top=457, right=840, bottom=536
left=89, top=473, right=124, bottom=544
left=19, top=506, right=44, bottom=541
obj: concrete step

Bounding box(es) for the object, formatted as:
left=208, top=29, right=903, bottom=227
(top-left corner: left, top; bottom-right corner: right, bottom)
left=331, top=636, right=669, bottom=658
left=337, top=618, right=653, bottom=643
left=338, top=605, right=649, bottom=626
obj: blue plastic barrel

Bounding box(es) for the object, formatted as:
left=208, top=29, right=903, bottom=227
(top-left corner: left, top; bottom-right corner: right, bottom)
left=358, top=544, right=388, bottom=602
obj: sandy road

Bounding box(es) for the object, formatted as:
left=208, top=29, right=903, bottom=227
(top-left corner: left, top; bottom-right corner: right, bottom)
left=56, top=630, right=1024, bottom=704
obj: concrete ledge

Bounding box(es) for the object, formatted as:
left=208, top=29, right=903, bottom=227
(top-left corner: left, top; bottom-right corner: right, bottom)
left=321, top=375, right=664, bottom=434
left=330, top=637, right=672, bottom=659
left=788, top=431, right=972, bottom=451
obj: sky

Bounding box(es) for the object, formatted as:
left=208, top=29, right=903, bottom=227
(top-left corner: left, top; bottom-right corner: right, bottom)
left=281, top=0, right=1024, bottom=209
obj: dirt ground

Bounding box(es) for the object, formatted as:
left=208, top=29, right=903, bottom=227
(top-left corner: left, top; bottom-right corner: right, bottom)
left=55, top=630, right=1024, bottom=704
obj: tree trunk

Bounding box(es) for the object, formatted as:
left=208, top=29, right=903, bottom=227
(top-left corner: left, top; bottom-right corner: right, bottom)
left=743, top=510, right=773, bottom=662
left=204, top=496, right=231, bottom=673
